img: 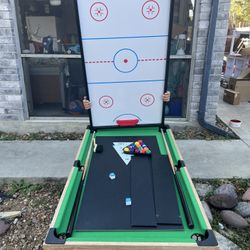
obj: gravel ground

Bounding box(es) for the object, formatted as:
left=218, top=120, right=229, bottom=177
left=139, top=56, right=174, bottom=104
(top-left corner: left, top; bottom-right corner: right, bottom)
left=1, top=179, right=249, bottom=249
left=0, top=182, right=64, bottom=250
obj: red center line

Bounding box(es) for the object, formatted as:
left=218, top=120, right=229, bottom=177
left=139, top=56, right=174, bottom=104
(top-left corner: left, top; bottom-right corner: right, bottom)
left=84, top=58, right=166, bottom=64
left=85, top=60, right=114, bottom=64
left=139, top=58, right=166, bottom=62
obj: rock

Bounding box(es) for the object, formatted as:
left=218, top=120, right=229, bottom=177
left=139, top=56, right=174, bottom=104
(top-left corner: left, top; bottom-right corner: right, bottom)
left=221, top=210, right=249, bottom=229
left=246, top=217, right=250, bottom=223
left=20, top=234, right=26, bottom=239
left=218, top=223, right=224, bottom=230
left=208, top=194, right=238, bottom=209
left=0, top=192, right=12, bottom=202
left=214, top=184, right=238, bottom=200
left=0, top=211, right=22, bottom=220
left=0, top=220, right=10, bottom=235
left=234, top=202, right=250, bottom=217
left=201, top=201, right=213, bottom=223
left=242, top=188, right=250, bottom=201
left=214, top=231, right=240, bottom=250
left=13, top=218, right=18, bottom=225
left=195, top=183, right=213, bottom=199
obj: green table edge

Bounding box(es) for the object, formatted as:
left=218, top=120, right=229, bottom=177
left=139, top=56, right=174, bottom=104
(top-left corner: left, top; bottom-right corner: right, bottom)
left=51, top=127, right=209, bottom=244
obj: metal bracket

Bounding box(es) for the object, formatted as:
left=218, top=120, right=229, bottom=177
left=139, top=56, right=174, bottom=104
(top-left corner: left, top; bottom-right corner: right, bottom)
left=73, top=160, right=83, bottom=170
left=45, top=228, right=66, bottom=244
left=175, top=160, right=185, bottom=171
left=159, top=124, right=170, bottom=133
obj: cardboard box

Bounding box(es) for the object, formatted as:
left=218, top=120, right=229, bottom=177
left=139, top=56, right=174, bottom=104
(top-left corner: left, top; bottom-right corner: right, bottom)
left=237, top=68, right=250, bottom=79
left=228, top=77, right=250, bottom=102
left=240, top=47, right=250, bottom=56
left=223, top=89, right=240, bottom=105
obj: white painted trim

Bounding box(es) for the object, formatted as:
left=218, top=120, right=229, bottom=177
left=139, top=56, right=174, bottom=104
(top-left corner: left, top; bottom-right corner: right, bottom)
left=170, top=55, right=192, bottom=59
left=21, top=54, right=81, bottom=59
left=29, top=117, right=87, bottom=121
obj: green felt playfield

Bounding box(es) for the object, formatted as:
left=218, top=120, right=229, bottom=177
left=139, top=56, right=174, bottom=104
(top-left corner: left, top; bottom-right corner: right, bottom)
left=44, top=127, right=218, bottom=249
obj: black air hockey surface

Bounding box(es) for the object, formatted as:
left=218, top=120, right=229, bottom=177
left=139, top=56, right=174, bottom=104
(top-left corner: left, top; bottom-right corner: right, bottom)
left=75, top=136, right=183, bottom=231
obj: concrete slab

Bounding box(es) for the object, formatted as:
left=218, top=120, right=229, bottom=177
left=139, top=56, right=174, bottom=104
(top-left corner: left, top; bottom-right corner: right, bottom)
left=0, top=141, right=81, bottom=183
left=218, top=87, right=250, bottom=146
left=0, top=139, right=249, bottom=182
left=0, top=119, right=87, bottom=134
left=178, top=140, right=250, bottom=179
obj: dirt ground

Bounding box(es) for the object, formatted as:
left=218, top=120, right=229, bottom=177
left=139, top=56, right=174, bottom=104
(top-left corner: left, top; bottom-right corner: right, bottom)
left=1, top=179, right=249, bottom=250
left=0, top=106, right=241, bottom=250
left=0, top=182, right=64, bottom=250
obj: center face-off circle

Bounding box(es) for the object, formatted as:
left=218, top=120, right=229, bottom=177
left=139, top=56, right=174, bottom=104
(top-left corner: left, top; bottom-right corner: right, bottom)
left=113, top=49, right=139, bottom=73
left=140, top=94, right=155, bottom=107
left=99, top=96, right=113, bottom=109
left=142, top=0, right=160, bottom=20
left=90, top=2, right=108, bottom=22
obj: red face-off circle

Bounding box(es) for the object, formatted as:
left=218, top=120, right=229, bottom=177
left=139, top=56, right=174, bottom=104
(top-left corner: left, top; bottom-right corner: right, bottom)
left=90, top=2, right=109, bottom=22
left=140, top=94, right=155, bottom=107
left=99, top=96, right=114, bottom=109
left=142, top=0, right=160, bottom=20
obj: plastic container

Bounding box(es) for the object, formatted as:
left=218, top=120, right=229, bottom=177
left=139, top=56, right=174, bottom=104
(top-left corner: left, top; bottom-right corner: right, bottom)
left=229, top=119, right=242, bottom=128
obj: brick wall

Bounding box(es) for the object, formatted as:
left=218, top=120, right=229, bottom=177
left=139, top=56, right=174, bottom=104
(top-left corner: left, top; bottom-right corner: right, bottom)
left=0, top=0, right=24, bottom=121
left=189, top=0, right=230, bottom=124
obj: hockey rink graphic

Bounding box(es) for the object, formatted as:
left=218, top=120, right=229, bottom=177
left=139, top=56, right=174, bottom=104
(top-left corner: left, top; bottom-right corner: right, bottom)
left=83, top=37, right=168, bottom=83
left=77, top=0, right=170, bottom=39
left=88, top=81, right=165, bottom=127
left=76, top=0, right=171, bottom=126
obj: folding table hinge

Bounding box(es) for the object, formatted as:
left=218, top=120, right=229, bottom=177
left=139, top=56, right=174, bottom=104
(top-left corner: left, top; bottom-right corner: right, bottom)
left=87, top=125, right=97, bottom=133
left=175, top=160, right=185, bottom=171
left=159, top=124, right=170, bottom=133
left=73, top=160, right=84, bottom=170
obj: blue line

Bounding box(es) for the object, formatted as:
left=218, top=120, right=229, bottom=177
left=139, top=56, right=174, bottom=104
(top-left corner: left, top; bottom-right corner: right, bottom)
left=88, top=79, right=164, bottom=85
left=82, top=35, right=168, bottom=41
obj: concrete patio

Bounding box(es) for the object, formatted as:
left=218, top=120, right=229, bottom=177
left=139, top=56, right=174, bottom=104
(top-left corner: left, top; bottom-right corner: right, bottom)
left=0, top=139, right=249, bottom=183
left=218, top=87, right=250, bottom=147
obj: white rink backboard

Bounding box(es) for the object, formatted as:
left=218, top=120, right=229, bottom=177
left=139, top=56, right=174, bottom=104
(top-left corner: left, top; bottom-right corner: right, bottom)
left=76, top=0, right=171, bottom=127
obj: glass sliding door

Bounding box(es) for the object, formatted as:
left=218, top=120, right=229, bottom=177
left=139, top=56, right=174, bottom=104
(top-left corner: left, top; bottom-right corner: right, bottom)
left=15, top=0, right=88, bottom=117
left=166, top=0, right=196, bottom=118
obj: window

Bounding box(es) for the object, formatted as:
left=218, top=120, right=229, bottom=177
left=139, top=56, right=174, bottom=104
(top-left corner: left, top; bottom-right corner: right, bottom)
left=17, top=0, right=80, bottom=56
left=16, top=0, right=195, bottom=118
left=15, top=0, right=88, bottom=117
left=23, top=57, right=87, bottom=116
left=166, top=0, right=195, bottom=118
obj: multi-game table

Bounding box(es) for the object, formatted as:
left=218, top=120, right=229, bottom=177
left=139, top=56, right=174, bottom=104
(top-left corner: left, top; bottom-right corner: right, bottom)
left=45, top=0, right=218, bottom=248
left=44, top=126, right=218, bottom=249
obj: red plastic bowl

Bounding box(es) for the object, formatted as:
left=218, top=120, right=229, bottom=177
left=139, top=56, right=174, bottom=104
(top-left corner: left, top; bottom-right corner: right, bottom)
left=116, top=119, right=139, bottom=127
